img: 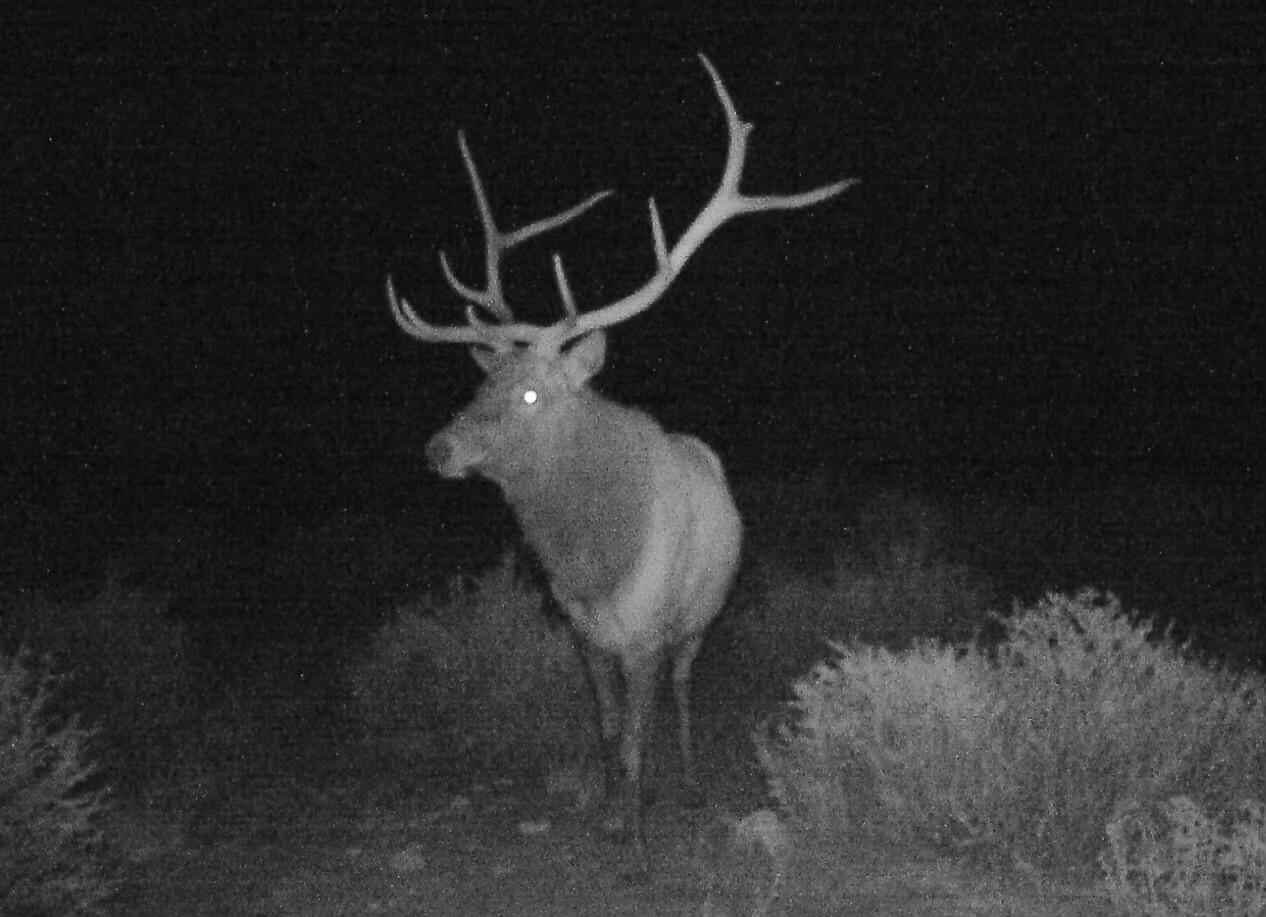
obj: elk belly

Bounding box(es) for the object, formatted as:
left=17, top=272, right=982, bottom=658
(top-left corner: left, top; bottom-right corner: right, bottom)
left=569, top=502, right=684, bottom=658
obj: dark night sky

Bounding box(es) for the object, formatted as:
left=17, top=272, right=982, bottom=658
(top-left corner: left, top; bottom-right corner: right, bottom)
left=3, top=4, right=1263, bottom=558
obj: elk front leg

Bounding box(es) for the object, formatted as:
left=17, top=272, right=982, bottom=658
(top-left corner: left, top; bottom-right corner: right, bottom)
left=619, top=651, right=660, bottom=876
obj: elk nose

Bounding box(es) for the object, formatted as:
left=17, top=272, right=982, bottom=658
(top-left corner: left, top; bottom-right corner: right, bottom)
left=425, top=434, right=453, bottom=473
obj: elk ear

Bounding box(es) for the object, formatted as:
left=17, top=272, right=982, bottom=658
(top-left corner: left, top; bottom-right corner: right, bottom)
left=561, top=331, right=606, bottom=387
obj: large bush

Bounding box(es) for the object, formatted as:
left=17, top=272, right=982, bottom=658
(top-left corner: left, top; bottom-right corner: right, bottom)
left=757, top=589, right=1266, bottom=878
left=0, top=649, right=113, bottom=916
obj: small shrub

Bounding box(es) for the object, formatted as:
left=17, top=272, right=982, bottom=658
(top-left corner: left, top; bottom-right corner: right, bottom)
left=347, top=551, right=593, bottom=777
left=1102, top=795, right=1266, bottom=917
left=0, top=577, right=194, bottom=796
left=757, top=589, right=1266, bottom=878
left=0, top=649, right=113, bottom=917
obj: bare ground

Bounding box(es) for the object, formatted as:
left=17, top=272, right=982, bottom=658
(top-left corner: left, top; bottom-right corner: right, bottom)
left=106, top=765, right=1121, bottom=917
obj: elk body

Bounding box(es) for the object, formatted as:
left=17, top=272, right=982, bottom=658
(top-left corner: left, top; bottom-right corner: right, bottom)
left=388, top=55, right=856, bottom=875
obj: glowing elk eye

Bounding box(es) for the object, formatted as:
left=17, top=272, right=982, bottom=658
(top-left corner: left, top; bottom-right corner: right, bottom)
left=522, top=389, right=539, bottom=406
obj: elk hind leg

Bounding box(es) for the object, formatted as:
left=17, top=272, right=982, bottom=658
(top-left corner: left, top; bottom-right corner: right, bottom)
left=578, top=642, right=621, bottom=802
left=671, top=633, right=706, bottom=805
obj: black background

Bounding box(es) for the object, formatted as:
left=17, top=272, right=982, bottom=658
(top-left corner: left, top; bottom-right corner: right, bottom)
left=4, top=3, right=1262, bottom=590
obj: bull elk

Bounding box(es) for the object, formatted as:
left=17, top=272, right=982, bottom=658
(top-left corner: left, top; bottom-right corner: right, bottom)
left=387, top=54, right=856, bottom=875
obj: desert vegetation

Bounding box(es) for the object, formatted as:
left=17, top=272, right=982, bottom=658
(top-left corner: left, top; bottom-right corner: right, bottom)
left=2, top=474, right=1263, bottom=915
left=757, top=590, right=1266, bottom=901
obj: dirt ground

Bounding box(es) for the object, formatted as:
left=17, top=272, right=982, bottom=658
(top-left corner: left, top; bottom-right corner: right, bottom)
left=106, top=766, right=1122, bottom=917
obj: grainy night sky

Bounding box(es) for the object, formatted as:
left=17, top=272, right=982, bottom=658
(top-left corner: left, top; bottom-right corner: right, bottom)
left=3, top=4, right=1262, bottom=577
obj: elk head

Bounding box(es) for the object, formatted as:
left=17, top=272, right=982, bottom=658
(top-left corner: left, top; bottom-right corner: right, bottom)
left=421, top=326, right=609, bottom=483
left=387, top=54, right=858, bottom=487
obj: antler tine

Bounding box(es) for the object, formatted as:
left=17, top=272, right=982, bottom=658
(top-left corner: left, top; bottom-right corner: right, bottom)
left=386, top=275, right=487, bottom=345
left=507, top=189, right=615, bottom=248
left=563, top=53, right=858, bottom=342
left=439, top=131, right=613, bottom=326
left=552, top=254, right=579, bottom=320
left=386, top=275, right=544, bottom=349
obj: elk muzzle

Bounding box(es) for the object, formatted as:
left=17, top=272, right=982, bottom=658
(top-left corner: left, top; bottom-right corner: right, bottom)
left=425, top=432, right=461, bottom=478
left=425, top=433, right=452, bottom=473
left=425, top=424, right=484, bottom=478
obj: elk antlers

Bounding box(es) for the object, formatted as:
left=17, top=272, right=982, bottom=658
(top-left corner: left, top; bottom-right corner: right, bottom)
left=388, top=54, right=858, bottom=353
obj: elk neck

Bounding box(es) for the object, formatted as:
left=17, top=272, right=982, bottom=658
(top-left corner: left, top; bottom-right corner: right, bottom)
left=497, top=390, right=659, bottom=604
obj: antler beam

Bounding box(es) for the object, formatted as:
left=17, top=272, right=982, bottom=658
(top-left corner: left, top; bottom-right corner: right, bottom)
left=388, top=53, right=857, bottom=352
left=558, top=54, right=858, bottom=343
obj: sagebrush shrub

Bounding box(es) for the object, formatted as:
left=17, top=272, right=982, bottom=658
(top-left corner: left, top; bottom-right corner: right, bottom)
left=758, top=589, right=1266, bottom=877
left=0, top=649, right=113, bottom=916
left=756, top=638, right=1009, bottom=846
left=996, top=591, right=1266, bottom=839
